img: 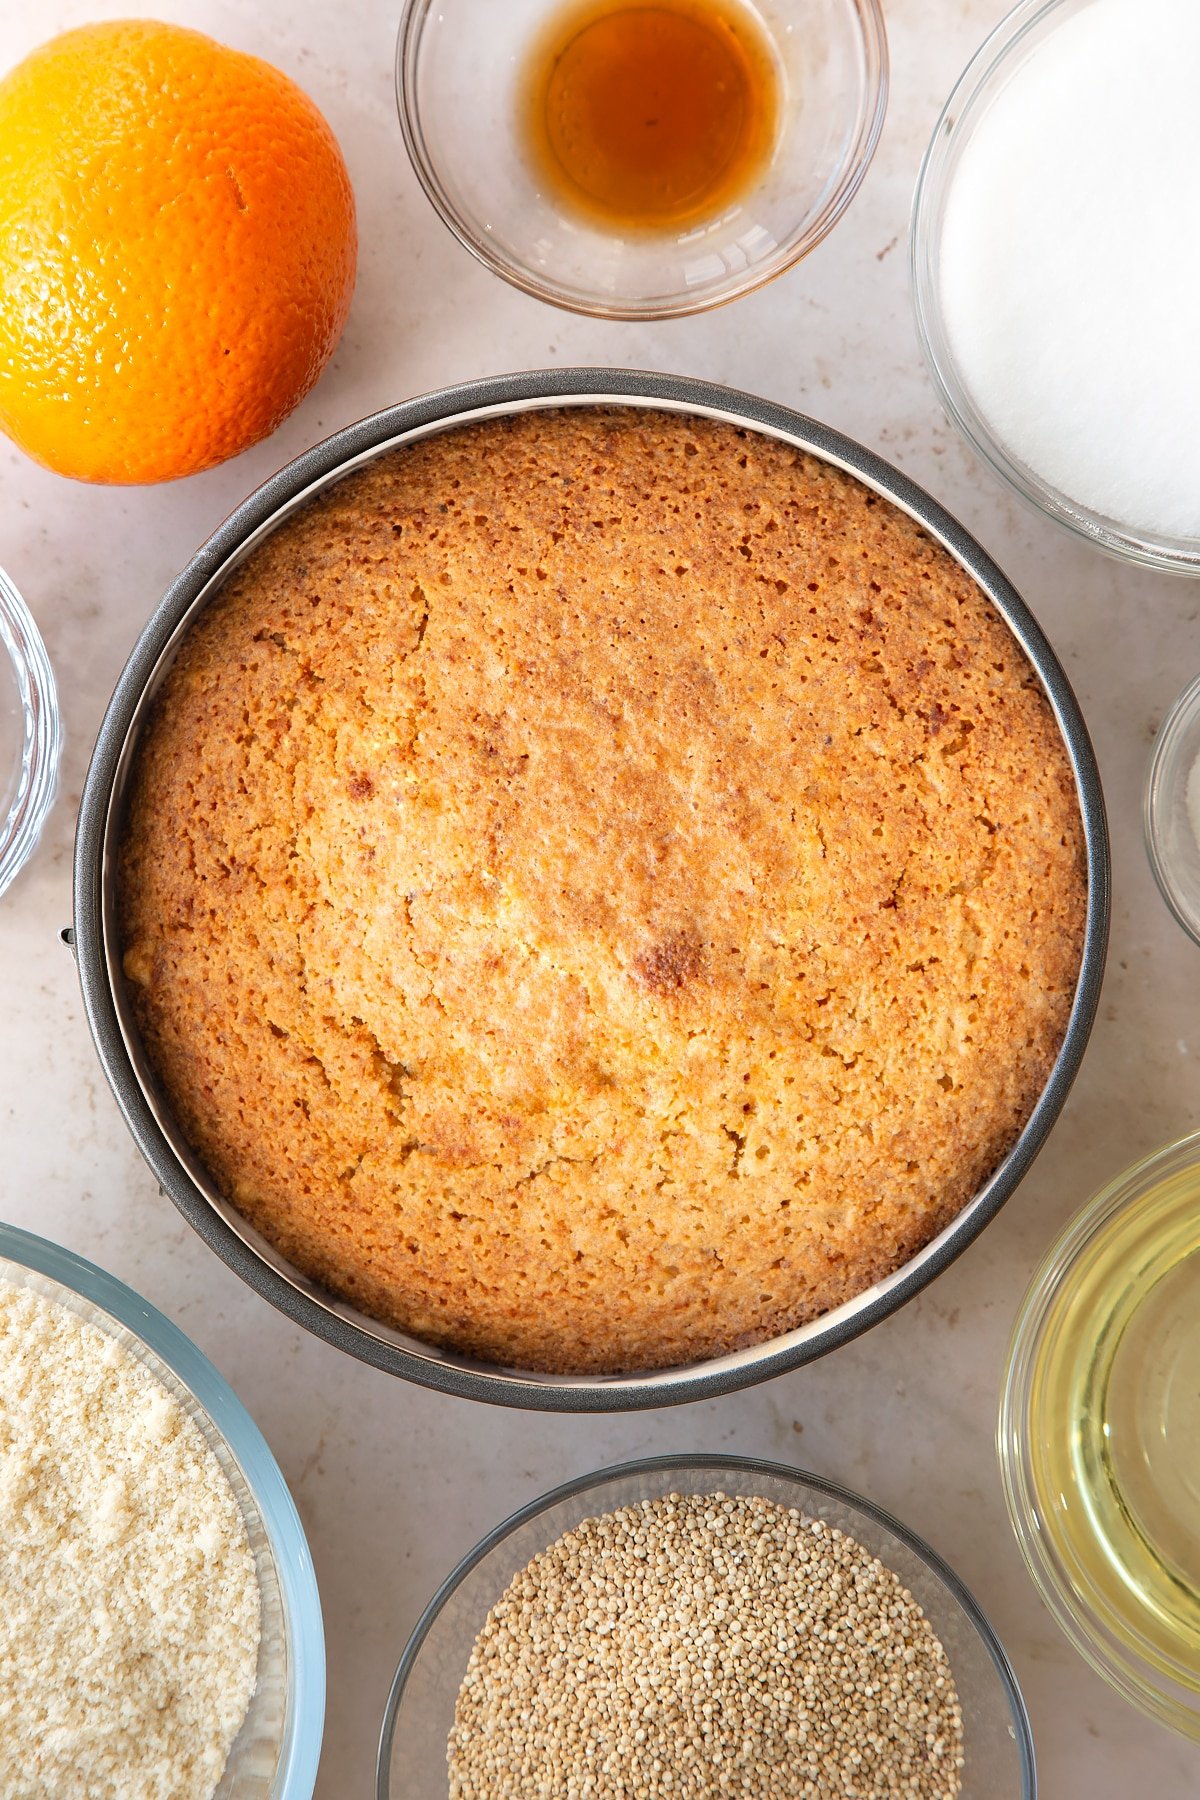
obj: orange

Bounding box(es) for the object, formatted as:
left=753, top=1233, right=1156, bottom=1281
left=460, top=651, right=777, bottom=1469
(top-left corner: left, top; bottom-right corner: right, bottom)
left=0, top=20, right=357, bottom=484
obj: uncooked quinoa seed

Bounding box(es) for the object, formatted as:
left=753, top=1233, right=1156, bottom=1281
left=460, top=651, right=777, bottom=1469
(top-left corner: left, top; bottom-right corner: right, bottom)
left=449, top=1493, right=964, bottom=1799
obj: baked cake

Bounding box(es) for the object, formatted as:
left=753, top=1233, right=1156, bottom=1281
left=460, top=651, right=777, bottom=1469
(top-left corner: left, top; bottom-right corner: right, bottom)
left=117, top=408, right=1087, bottom=1373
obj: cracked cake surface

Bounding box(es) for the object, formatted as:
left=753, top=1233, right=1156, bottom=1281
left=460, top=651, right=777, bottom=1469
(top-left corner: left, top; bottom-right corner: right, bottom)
left=117, top=407, right=1087, bottom=1373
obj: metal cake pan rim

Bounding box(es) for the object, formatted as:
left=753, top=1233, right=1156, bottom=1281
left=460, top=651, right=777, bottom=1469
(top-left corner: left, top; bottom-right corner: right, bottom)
left=72, top=366, right=1110, bottom=1412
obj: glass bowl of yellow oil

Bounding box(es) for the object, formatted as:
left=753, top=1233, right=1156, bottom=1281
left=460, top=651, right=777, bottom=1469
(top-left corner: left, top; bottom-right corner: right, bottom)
left=1000, top=1131, right=1200, bottom=1739
left=395, top=0, right=888, bottom=318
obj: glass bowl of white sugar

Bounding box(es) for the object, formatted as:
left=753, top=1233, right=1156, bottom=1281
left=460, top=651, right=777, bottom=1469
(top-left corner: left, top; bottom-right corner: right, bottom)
left=378, top=1454, right=1036, bottom=1798
left=911, top=0, right=1200, bottom=573
left=1145, top=671, right=1200, bottom=946
left=0, top=1223, right=325, bottom=1800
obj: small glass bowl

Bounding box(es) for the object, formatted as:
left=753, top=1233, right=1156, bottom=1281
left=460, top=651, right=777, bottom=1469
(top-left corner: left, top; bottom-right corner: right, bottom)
left=0, top=1222, right=325, bottom=1797
left=377, top=1453, right=1036, bottom=1798
left=0, top=568, right=60, bottom=897
left=396, top=0, right=888, bottom=319
left=1145, top=670, right=1200, bottom=946
left=999, top=1133, right=1200, bottom=1741
left=911, top=0, right=1200, bottom=573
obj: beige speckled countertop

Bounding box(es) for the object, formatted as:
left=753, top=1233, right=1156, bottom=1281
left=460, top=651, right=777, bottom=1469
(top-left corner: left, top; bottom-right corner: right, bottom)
left=1, top=1, right=1198, bottom=1794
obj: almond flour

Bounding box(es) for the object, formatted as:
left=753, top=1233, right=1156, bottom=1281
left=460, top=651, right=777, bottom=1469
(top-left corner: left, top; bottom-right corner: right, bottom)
left=0, top=1279, right=261, bottom=1800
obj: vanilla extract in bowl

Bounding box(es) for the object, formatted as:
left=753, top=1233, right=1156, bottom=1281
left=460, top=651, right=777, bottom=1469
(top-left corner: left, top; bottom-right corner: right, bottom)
left=395, top=0, right=887, bottom=315
left=520, top=0, right=781, bottom=231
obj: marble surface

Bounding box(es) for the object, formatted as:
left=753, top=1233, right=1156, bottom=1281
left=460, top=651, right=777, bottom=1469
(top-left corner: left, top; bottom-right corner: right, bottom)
left=1, top=1, right=1198, bottom=1794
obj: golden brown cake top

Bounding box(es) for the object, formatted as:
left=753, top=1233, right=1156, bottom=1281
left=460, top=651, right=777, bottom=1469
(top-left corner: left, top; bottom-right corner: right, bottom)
left=119, top=407, right=1087, bottom=1373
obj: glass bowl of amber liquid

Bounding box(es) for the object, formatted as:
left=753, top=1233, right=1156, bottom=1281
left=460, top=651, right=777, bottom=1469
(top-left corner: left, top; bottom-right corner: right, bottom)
left=396, top=0, right=888, bottom=318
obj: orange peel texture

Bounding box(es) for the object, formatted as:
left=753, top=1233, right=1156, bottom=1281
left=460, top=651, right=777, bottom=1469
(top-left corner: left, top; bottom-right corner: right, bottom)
left=0, top=20, right=358, bottom=484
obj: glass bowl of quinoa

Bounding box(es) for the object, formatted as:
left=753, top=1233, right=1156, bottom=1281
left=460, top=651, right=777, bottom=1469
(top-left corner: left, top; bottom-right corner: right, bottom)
left=0, top=1222, right=325, bottom=1800
left=377, top=1453, right=1034, bottom=1799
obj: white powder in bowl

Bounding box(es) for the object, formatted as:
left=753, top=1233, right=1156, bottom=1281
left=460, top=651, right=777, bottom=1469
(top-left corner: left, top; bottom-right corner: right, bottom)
left=0, top=1280, right=261, bottom=1800
left=938, top=0, right=1200, bottom=541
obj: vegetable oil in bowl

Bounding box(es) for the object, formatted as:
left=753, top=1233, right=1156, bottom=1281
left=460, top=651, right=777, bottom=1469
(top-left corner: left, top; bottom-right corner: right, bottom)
left=1004, top=1138, right=1200, bottom=1737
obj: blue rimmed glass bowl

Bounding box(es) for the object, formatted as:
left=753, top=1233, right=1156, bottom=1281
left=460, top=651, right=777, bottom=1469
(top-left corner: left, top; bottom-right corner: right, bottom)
left=0, top=1222, right=325, bottom=1798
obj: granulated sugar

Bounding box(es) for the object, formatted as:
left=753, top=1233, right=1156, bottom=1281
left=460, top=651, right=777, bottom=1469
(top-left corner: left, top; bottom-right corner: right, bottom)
left=448, top=1492, right=964, bottom=1799
left=0, top=1279, right=261, bottom=1800
left=938, top=0, right=1200, bottom=540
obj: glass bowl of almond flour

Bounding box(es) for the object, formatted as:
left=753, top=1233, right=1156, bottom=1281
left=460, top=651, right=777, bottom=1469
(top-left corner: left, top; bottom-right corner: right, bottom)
left=0, top=1223, right=324, bottom=1800
left=377, top=1454, right=1034, bottom=1799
